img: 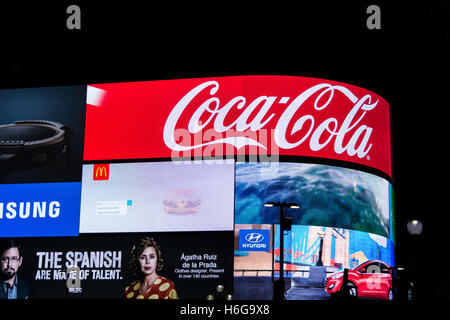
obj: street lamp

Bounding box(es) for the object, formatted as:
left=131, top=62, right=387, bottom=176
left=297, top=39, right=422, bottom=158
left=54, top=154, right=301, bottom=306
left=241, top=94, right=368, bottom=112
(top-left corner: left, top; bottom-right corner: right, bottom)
left=264, top=201, right=300, bottom=300
left=406, top=219, right=423, bottom=300
left=407, top=220, right=423, bottom=235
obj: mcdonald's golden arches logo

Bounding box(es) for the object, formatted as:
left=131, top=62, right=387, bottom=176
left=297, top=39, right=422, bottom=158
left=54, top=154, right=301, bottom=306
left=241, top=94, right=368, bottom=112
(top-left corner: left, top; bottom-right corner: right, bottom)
left=93, top=163, right=110, bottom=180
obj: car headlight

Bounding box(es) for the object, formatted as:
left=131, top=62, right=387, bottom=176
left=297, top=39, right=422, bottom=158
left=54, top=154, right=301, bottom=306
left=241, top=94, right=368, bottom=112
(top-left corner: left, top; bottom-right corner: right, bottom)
left=329, top=273, right=343, bottom=280
left=328, top=283, right=335, bottom=289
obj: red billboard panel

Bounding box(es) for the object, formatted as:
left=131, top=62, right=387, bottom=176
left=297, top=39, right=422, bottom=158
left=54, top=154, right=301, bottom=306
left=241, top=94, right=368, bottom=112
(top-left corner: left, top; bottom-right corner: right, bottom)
left=84, top=76, right=391, bottom=177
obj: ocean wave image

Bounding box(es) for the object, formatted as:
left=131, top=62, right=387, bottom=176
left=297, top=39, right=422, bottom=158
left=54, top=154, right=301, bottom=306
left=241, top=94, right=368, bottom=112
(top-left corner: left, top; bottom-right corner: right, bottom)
left=235, top=162, right=391, bottom=237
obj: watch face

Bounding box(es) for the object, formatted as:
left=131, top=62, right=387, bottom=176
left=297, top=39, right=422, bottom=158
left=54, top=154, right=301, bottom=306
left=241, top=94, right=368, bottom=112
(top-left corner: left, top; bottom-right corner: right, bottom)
left=0, top=120, right=70, bottom=179
left=0, top=124, right=55, bottom=143
left=0, top=120, right=66, bottom=154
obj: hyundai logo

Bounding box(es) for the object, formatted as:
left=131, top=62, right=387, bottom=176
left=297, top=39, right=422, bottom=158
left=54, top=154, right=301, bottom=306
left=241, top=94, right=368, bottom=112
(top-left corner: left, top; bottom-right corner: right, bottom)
left=245, top=232, right=264, bottom=243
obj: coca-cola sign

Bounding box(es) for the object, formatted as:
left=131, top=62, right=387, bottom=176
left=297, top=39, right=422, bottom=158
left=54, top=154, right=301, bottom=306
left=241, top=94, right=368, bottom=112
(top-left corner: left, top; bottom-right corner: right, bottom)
left=84, top=76, right=391, bottom=177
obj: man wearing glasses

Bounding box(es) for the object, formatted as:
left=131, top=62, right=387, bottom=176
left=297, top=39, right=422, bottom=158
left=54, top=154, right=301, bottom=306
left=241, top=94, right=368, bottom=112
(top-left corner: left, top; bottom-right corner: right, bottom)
left=0, top=240, right=32, bottom=299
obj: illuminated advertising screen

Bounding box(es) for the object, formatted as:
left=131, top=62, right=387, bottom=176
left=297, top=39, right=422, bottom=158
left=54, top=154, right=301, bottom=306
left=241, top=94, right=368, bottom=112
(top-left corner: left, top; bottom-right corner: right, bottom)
left=11, top=232, right=233, bottom=299
left=235, top=162, right=392, bottom=238
left=0, top=85, right=86, bottom=237
left=234, top=224, right=395, bottom=300
left=80, top=160, right=235, bottom=233
left=0, top=76, right=393, bottom=301
left=0, top=182, right=81, bottom=237
left=83, top=76, right=391, bottom=178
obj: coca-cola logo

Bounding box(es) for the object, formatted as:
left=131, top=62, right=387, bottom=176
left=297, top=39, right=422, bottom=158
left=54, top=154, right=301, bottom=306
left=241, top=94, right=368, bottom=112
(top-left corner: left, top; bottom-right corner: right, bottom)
left=84, top=76, right=390, bottom=177
left=163, top=80, right=378, bottom=159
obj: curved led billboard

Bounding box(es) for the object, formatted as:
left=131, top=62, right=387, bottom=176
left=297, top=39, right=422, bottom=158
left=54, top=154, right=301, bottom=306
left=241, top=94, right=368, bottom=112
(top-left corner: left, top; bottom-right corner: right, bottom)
left=0, top=75, right=393, bottom=301
left=84, top=75, right=391, bottom=178
left=235, top=162, right=392, bottom=238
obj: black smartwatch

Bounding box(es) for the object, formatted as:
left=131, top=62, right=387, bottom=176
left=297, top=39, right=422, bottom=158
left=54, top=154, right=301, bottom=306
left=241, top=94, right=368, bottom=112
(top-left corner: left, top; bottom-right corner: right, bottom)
left=0, top=120, right=70, bottom=166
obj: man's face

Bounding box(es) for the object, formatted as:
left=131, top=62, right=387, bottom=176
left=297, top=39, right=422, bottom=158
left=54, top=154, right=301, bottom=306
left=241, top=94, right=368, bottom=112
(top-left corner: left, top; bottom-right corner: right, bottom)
left=1, top=248, right=22, bottom=280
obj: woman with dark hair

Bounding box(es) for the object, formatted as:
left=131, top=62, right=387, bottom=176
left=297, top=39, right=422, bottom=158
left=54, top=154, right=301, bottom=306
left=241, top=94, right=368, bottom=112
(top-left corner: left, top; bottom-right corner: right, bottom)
left=124, top=237, right=178, bottom=299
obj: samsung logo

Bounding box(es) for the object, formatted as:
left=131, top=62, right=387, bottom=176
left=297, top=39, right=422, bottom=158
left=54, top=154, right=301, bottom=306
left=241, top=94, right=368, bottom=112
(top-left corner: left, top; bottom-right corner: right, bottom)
left=0, top=201, right=61, bottom=219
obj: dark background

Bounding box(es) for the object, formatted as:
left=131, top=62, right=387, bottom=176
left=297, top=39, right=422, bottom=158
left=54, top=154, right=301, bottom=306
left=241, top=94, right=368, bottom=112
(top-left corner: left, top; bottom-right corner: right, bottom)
left=0, top=1, right=449, bottom=304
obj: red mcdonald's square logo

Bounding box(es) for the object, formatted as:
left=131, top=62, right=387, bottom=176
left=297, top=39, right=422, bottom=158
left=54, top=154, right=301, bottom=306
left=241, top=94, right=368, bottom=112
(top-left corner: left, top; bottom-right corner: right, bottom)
left=93, top=163, right=109, bottom=180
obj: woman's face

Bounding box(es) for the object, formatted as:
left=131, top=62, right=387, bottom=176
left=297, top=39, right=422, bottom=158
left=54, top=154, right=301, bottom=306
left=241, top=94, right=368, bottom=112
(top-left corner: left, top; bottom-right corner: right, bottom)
left=139, top=246, right=158, bottom=276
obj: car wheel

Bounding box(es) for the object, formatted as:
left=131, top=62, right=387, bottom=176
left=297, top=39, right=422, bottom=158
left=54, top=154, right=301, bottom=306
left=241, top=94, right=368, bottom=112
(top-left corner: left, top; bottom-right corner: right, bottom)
left=388, top=289, right=394, bottom=301
left=343, top=283, right=358, bottom=298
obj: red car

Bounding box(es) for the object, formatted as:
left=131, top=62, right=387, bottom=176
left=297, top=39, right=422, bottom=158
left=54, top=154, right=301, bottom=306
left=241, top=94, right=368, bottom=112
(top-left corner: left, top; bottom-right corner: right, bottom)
left=325, top=260, right=393, bottom=300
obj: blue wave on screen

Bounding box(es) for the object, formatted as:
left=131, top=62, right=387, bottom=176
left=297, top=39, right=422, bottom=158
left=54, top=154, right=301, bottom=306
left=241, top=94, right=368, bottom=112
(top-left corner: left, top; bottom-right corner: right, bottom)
left=235, top=162, right=390, bottom=237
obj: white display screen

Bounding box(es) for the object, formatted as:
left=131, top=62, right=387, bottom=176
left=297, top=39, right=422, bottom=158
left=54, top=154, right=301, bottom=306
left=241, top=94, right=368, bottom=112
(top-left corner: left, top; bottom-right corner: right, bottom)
left=80, top=160, right=235, bottom=233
